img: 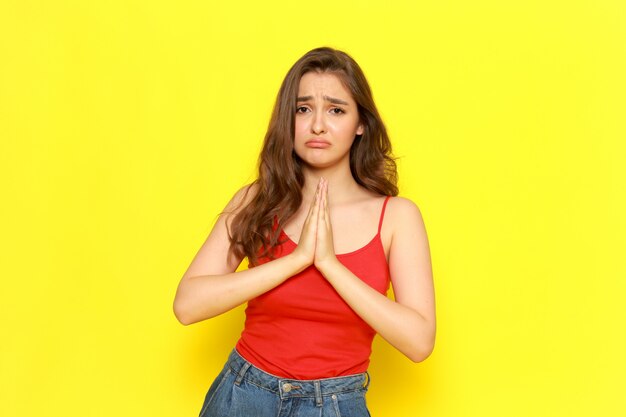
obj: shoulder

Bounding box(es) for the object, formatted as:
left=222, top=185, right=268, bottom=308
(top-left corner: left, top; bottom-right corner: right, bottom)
left=224, top=182, right=261, bottom=213
left=386, top=195, right=423, bottom=218
left=384, top=197, right=432, bottom=287
left=385, top=196, right=427, bottom=236
left=220, top=182, right=261, bottom=235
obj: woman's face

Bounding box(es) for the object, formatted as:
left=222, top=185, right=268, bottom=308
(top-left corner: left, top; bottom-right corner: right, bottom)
left=293, top=71, right=364, bottom=169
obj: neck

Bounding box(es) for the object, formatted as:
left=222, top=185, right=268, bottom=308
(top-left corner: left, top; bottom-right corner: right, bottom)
left=300, top=160, right=361, bottom=204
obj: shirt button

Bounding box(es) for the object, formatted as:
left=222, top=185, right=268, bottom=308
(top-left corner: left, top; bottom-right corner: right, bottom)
left=283, top=383, right=292, bottom=392
left=332, top=394, right=337, bottom=400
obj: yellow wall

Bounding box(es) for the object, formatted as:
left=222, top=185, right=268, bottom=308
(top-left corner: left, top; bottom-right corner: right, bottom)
left=1, top=1, right=625, bottom=416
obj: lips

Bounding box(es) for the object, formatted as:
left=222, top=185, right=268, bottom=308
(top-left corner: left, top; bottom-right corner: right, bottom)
left=305, top=139, right=331, bottom=148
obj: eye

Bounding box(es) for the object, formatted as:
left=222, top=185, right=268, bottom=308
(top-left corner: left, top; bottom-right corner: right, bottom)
left=331, top=108, right=345, bottom=115
left=296, top=106, right=309, bottom=114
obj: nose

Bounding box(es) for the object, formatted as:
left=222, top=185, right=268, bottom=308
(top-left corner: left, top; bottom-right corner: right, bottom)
left=311, top=110, right=327, bottom=135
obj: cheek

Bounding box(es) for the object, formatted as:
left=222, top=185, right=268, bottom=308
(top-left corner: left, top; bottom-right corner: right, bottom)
left=294, top=120, right=308, bottom=140
left=337, top=123, right=358, bottom=139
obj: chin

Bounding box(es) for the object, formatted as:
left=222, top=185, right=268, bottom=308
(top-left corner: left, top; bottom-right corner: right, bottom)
left=302, top=160, right=335, bottom=169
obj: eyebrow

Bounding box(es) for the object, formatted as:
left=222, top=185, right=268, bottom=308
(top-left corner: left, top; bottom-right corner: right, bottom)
left=296, top=95, right=350, bottom=106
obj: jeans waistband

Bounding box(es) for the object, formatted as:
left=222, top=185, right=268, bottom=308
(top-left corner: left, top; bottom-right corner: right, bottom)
left=226, top=348, right=370, bottom=403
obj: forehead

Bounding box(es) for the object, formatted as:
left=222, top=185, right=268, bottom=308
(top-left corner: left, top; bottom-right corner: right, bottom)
left=297, top=72, right=354, bottom=102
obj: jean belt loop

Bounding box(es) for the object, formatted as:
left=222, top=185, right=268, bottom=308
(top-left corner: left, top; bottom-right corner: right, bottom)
left=234, top=362, right=251, bottom=386
left=364, top=371, right=371, bottom=389
left=314, top=380, right=323, bottom=407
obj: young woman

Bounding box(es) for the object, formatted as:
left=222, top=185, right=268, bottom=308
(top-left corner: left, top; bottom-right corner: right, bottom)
left=173, top=46, right=435, bottom=417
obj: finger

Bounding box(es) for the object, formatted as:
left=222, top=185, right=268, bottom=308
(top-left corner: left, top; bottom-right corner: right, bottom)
left=317, top=179, right=325, bottom=221
left=305, top=180, right=321, bottom=223
left=320, top=183, right=326, bottom=220
left=323, top=181, right=330, bottom=229
left=311, top=180, right=322, bottom=224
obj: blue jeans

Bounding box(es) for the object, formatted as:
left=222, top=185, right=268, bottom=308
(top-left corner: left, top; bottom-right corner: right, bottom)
left=198, top=348, right=372, bottom=417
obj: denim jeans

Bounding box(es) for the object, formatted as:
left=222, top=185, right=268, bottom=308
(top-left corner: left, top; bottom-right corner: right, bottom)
left=198, top=348, right=372, bottom=417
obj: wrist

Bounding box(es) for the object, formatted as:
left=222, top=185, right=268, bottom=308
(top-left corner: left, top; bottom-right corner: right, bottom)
left=315, top=256, right=341, bottom=277
left=287, top=251, right=313, bottom=275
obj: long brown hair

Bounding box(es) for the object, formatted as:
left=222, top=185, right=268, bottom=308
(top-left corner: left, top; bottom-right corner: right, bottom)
left=227, top=46, right=398, bottom=266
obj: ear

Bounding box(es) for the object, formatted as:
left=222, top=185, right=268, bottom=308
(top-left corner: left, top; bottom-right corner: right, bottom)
left=356, top=122, right=364, bottom=136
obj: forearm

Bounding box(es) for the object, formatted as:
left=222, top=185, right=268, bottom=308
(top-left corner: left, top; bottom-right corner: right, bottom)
left=318, top=260, right=435, bottom=362
left=174, top=253, right=307, bottom=325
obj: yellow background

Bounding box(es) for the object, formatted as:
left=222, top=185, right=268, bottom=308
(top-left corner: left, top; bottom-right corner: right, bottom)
left=1, top=1, right=625, bottom=416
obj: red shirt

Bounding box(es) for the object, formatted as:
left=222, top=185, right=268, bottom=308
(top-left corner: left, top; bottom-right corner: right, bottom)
left=235, top=196, right=392, bottom=379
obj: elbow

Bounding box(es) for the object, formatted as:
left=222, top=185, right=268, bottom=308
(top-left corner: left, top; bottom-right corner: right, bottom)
left=407, top=343, right=435, bottom=363
left=175, top=313, right=193, bottom=326
left=173, top=283, right=203, bottom=325
left=173, top=299, right=195, bottom=326
left=173, top=296, right=219, bottom=325
left=406, top=331, right=436, bottom=363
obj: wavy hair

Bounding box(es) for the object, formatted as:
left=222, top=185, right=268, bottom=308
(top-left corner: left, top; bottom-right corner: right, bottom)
left=227, top=46, right=398, bottom=266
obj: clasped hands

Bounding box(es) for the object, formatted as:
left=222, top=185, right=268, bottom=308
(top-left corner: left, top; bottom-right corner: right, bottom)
left=291, top=177, right=339, bottom=273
